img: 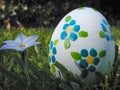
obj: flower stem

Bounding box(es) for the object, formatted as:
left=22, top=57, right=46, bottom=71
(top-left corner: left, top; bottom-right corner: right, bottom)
left=20, top=51, right=31, bottom=90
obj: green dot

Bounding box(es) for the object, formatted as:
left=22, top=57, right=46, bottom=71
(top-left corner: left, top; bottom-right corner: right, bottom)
left=65, top=16, right=72, bottom=22
left=99, top=31, right=105, bottom=38
left=78, top=31, right=88, bottom=37
left=99, top=50, right=106, bottom=58
left=71, top=52, right=82, bottom=60
left=77, top=7, right=85, bottom=10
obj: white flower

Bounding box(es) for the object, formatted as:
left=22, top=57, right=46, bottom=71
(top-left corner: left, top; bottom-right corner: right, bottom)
left=0, top=33, right=41, bottom=52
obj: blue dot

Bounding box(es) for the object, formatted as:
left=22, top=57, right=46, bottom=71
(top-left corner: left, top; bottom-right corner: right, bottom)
left=63, top=24, right=69, bottom=30
left=81, top=49, right=88, bottom=57
left=101, top=23, right=107, bottom=32
left=69, top=20, right=76, bottom=25
left=103, top=19, right=108, bottom=25
left=51, top=55, right=55, bottom=63
left=79, top=59, right=88, bottom=68
left=111, top=35, right=113, bottom=41
left=93, top=57, right=100, bottom=65
left=60, top=31, right=67, bottom=40
left=69, top=32, right=78, bottom=41
left=106, top=34, right=110, bottom=41
left=48, top=56, right=51, bottom=62
left=90, top=48, right=97, bottom=57
left=50, top=41, right=53, bottom=49
left=73, top=25, right=80, bottom=32
left=88, top=65, right=96, bottom=72
left=108, top=25, right=112, bottom=33
left=52, top=47, right=57, bottom=54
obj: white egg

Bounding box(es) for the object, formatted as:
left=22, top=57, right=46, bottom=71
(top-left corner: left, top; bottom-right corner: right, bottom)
left=48, top=7, right=115, bottom=84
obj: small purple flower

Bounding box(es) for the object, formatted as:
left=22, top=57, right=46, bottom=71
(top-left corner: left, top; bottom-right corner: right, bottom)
left=0, top=33, right=41, bottom=52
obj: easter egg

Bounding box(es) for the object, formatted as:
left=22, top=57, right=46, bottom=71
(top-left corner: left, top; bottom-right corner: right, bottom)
left=48, top=7, right=115, bottom=84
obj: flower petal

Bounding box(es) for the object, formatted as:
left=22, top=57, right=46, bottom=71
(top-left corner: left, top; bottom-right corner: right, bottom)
left=48, top=56, right=51, bottom=62
left=69, top=20, right=76, bottom=25
left=0, top=44, right=21, bottom=51
left=51, top=55, right=55, bottom=63
left=73, top=25, right=80, bottom=32
left=79, top=59, right=88, bottom=69
left=105, top=34, right=110, bottom=41
left=19, top=48, right=26, bottom=52
left=81, top=49, right=88, bottom=57
left=49, top=41, right=53, bottom=49
left=15, top=33, right=26, bottom=44
left=69, top=32, right=78, bottom=41
left=110, top=35, right=113, bottom=41
left=23, top=35, right=39, bottom=45
left=60, top=31, right=67, bottom=40
left=103, top=19, right=108, bottom=25
left=93, top=57, right=100, bottom=65
left=101, top=23, right=107, bottom=32
left=52, top=47, right=57, bottom=55
left=3, top=40, right=18, bottom=45
left=108, top=25, right=112, bottom=33
left=89, top=48, right=97, bottom=57
left=25, top=42, right=41, bottom=49
left=88, top=65, right=96, bottom=72
left=63, top=24, right=69, bottom=30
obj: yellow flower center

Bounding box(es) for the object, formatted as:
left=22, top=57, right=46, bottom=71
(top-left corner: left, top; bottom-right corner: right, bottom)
left=66, top=26, right=73, bottom=34
left=49, top=50, right=53, bottom=57
left=107, top=29, right=111, bottom=34
left=19, top=44, right=25, bottom=47
left=86, top=56, right=94, bottom=64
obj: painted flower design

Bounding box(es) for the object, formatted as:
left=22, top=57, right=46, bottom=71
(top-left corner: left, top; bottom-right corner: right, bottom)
left=71, top=48, right=106, bottom=72
left=79, top=48, right=100, bottom=72
left=60, top=19, right=80, bottom=41
left=0, top=33, right=41, bottom=52
left=48, top=40, right=59, bottom=72
left=100, top=19, right=113, bottom=41
left=60, top=16, right=88, bottom=49
left=48, top=40, right=58, bottom=63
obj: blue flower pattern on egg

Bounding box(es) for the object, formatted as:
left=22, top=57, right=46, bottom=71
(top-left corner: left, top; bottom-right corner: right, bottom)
left=48, top=41, right=57, bottom=63
left=101, top=19, right=113, bottom=41
left=79, top=48, right=100, bottom=72
left=60, top=20, right=80, bottom=41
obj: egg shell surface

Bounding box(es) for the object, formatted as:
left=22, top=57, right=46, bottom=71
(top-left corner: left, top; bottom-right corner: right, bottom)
left=48, top=7, right=115, bottom=84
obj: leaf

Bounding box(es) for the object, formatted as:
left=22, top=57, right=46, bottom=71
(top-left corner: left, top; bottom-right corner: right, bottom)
left=54, top=61, right=68, bottom=73
left=50, top=64, right=56, bottom=72
left=71, top=52, right=82, bottom=61
left=65, top=16, right=72, bottom=22
left=35, top=45, right=39, bottom=55
left=54, top=39, right=59, bottom=46
left=64, top=38, right=71, bottom=49
left=77, top=7, right=85, bottom=10
left=99, top=50, right=106, bottom=58
left=99, top=31, right=105, bottom=38
left=78, top=31, right=88, bottom=37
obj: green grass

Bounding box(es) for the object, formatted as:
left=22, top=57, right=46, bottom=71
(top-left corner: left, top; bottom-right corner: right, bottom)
left=113, top=27, right=120, bottom=46
left=0, top=27, right=120, bottom=90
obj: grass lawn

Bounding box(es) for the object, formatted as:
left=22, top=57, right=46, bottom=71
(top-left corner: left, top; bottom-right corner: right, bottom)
left=0, top=27, right=120, bottom=90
